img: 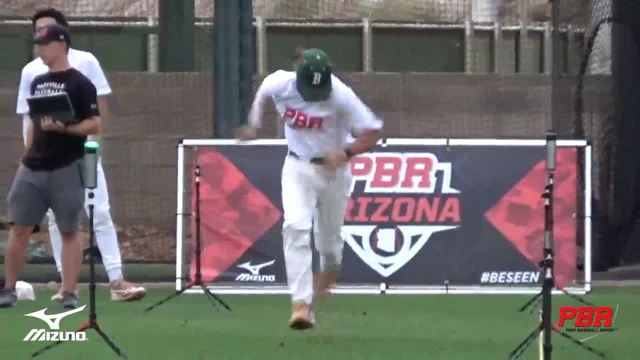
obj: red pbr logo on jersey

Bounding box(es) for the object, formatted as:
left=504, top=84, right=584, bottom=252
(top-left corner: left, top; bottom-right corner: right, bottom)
left=283, top=108, right=324, bottom=129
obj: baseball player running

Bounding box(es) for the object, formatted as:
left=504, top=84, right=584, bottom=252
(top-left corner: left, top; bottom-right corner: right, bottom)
left=15, top=8, right=146, bottom=302
left=236, top=48, right=382, bottom=329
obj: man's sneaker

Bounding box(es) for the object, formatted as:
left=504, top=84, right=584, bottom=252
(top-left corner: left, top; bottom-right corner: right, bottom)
left=289, top=302, right=314, bottom=330
left=110, top=279, right=146, bottom=302
left=0, top=288, right=17, bottom=308
left=51, top=287, right=77, bottom=302
left=60, top=291, right=79, bottom=309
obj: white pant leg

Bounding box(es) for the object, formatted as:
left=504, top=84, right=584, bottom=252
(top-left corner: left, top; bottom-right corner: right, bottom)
left=313, top=165, right=352, bottom=272
left=281, top=156, right=319, bottom=305
left=88, top=159, right=122, bottom=280
left=48, top=208, right=63, bottom=273
left=49, top=159, right=122, bottom=280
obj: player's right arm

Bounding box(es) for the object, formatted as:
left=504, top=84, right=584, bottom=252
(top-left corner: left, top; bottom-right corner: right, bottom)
left=24, top=119, right=33, bottom=156
left=236, top=71, right=284, bottom=140
left=64, top=78, right=102, bottom=136
left=83, top=52, right=112, bottom=123
left=16, top=65, right=33, bottom=146
left=22, top=71, right=38, bottom=156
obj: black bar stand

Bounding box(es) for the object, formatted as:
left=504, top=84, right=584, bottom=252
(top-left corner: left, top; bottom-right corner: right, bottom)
left=509, top=132, right=606, bottom=360
left=32, top=141, right=127, bottom=359
left=144, top=159, right=231, bottom=313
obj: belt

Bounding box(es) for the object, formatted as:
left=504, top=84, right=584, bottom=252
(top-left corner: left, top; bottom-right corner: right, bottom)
left=288, top=150, right=325, bottom=165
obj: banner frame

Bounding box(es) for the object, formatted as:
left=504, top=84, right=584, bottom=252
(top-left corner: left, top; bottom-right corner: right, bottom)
left=175, top=138, right=592, bottom=295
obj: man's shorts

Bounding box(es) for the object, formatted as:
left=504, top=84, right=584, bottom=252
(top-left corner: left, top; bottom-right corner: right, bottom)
left=7, top=159, right=85, bottom=233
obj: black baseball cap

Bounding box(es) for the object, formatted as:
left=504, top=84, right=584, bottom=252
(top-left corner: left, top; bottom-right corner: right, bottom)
left=34, top=23, right=71, bottom=45
left=296, top=48, right=333, bottom=102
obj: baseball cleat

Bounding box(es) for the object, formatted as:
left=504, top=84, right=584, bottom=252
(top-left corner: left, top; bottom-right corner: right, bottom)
left=109, top=279, right=146, bottom=302
left=289, top=303, right=314, bottom=330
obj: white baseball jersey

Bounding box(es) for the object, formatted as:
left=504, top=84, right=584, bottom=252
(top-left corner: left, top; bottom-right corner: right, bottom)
left=249, top=70, right=382, bottom=159
left=16, top=48, right=111, bottom=139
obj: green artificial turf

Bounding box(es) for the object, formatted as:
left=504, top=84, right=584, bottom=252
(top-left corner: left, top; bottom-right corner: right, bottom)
left=0, top=287, right=637, bottom=360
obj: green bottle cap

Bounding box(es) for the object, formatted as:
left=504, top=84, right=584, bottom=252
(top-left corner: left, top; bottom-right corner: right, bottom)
left=84, top=141, right=99, bottom=150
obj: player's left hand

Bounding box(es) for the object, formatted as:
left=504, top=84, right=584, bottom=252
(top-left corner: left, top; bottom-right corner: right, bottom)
left=323, top=150, right=349, bottom=169
left=41, top=116, right=66, bottom=132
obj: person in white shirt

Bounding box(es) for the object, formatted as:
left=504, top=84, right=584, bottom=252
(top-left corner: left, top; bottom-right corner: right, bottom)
left=236, top=48, right=383, bottom=330
left=16, top=8, right=146, bottom=302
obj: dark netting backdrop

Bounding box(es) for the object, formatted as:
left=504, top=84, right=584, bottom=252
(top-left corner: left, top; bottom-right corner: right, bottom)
left=0, top=0, right=636, bottom=283
left=562, top=0, right=640, bottom=269
left=554, top=0, right=613, bottom=270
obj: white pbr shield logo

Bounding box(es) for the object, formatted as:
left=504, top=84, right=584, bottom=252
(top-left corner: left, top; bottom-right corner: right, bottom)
left=342, top=151, right=462, bottom=278
left=343, top=224, right=456, bottom=278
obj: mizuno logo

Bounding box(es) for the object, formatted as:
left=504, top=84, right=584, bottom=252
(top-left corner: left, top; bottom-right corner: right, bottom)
left=22, top=306, right=88, bottom=342
left=235, top=260, right=277, bottom=282
left=24, top=306, right=86, bottom=330
left=237, top=260, right=275, bottom=275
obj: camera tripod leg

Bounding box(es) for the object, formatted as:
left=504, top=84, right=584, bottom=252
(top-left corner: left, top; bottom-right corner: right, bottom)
left=557, top=287, right=595, bottom=307
left=31, top=341, right=64, bottom=358
left=509, top=326, right=541, bottom=360
left=556, top=331, right=606, bottom=358
left=31, top=318, right=94, bottom=358
left=144, top=284, right=191, bottom=312
left=202, top=285, right=232, bottom=312
left=93, top=325, right=128, bottom=359
left=528, top=296, right=543, bottom=314
left=518, top=291, right=542, bottom=312
left=201, top=285, right=220, bottom=312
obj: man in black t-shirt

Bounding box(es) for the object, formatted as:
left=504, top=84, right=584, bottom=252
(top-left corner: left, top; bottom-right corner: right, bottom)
left=1, top=24, right=102, bottom=309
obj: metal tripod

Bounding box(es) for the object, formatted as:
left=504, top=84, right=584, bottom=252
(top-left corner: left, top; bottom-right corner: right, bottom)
left=33, top=142, right=127, bottom=359
left=509, top=132, right=606, bottom=360
left=144, top=159, right=231, bottom=313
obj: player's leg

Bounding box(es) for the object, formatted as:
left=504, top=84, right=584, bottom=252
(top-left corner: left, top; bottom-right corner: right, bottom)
left=91, top=159, right=146, bottom=301
left=48, top=211, right=63, bottom=272
left=47, top=210, right=66, bottom=301
left=22, top=117, right=66, bottom=301
left=281, top=155, right=318, bottom=329
left=313, top=166, right=352, bottom=299
left=49, top=159, right=86, bottom=309
left=1, top=166, right=49, bottom=308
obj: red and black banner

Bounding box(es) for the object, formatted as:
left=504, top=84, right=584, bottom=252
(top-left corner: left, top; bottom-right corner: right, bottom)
left=187, top=142, right=587, bottom=289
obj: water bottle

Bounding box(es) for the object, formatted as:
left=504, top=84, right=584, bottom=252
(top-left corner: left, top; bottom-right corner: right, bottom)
left=84, top=140, right=99, bottom=189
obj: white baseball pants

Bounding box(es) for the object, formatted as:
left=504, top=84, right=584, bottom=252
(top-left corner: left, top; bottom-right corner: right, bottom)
left=48, top=159, right=123, bottom=282
left=281, top=155, right=352, bottom=305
